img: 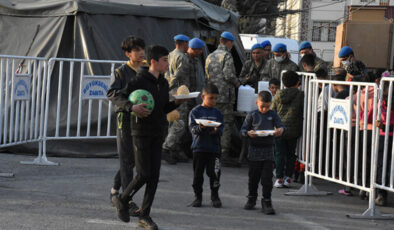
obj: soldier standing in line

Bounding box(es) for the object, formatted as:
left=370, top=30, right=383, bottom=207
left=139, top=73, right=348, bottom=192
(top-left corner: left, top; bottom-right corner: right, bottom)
left=162, top=34, right=191, bottom=164
left=239, top=43, right=266, bottom=92
left=260, top=40, right=272, bottom=61
left=338, top=46, right=367, bottom=81
left=261, top=43, right=298, bottom=82
left=205, top=31, right=240, bottom=165
left=298, top=41, right=327, bottom=73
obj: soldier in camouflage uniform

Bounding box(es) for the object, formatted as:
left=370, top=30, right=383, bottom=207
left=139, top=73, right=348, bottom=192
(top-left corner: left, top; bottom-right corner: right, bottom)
left=205, top=31, right=240, bottom=163
left=261, top=43, right=298, bottom=82
left=338, top=46, right=367, bottom=81
left=298, top=41, right=327, bottom=73
left=162, top=34, right=191, bottom=163
left=239, top=43, right=266, bottom=92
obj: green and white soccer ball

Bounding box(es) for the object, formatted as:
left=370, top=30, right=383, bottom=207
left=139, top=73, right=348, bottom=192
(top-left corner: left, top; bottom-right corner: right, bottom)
left=128, top=89, right=155, bottom=116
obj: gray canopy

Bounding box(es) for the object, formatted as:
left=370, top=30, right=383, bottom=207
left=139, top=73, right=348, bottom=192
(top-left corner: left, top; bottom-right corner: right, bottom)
left=0, top=0, right=244, bottom=156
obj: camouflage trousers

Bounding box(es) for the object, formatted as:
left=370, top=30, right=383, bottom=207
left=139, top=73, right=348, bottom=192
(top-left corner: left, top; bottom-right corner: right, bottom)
left=215, top=103, right=234, bottom=156
left=162, top=101, right=195, bottom=152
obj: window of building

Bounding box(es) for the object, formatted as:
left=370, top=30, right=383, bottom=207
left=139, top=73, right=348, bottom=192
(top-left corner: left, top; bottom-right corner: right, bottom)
left=312, top=21, right=338, bottom=42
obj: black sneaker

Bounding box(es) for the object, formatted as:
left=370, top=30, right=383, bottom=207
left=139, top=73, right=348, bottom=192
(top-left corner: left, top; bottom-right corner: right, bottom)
left=139, top=216, right=158, bottom=230
left=110, top=192, right=119, bottom=207
left=176, top=151, right=189, bottom=163
left=190, top=197, right=202, bottom=207
left=211, top=196, right=222, bottom=208
left=112, top=194, right=130, bottom=222
left=129, top=201, right=140, bottom=217
left=243, top=197, right=256, bottom=210
left=261, top=199, right=275, bottom=215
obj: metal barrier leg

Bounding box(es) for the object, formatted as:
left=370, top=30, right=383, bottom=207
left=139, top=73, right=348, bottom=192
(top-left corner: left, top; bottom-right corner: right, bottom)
left=285, top=173, right=332, bottom=196
left=347, top=188, right=394, bottom=219
left=20, top=140, right=59, bottom=166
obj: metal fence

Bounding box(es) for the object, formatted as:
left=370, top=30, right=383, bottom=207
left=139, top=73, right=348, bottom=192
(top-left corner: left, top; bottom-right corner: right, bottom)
left=1, top=55, right=125, bottom=166
left=0, top=55, right=50, bottom=166
left=32, top=58, right=124, bottom=165
left=374, top=77, right=394, bottom=194
left=287, top=79, right=394, bottom=219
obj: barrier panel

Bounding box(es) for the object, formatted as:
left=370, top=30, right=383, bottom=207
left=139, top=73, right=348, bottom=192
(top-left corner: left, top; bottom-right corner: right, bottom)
left=28, top=58, right=125, bottom=165
left=370, top=77, right=394, bottom=219
left=0, top=55, right=51, bottom=167
left=285, top=79, right=394, bottom=219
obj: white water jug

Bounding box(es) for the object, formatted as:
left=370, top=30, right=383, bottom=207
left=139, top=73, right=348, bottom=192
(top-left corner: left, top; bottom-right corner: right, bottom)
left=237, top=85, right=255, bottom=112
left=258, top=81, right=269, bottom=93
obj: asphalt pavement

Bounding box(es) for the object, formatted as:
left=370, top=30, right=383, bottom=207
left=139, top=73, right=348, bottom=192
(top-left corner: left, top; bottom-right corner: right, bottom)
left=0, top=153, right=393, bottom=230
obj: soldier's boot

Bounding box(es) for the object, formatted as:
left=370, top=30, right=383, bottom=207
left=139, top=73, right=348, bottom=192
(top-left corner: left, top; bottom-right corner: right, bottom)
left=221, top=151, right=241, bottom=168
left=162, top=148, right=177, bottom=165
left=175, top=150, right=189, bottom=163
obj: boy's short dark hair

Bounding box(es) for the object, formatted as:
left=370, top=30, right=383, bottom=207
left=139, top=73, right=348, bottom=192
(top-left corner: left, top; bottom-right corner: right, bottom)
left=282, top=71, right=300, bottom=88
left=147, top=45, right=169, bottom=64
left=331, top=74, right=346, bottom=81
left=257, top=91, right=272, bottom=103
left=300, top=54, right=315, bottom=67
left=121, top=36, right=145, bottom=52
left=269, top=78, right=280, bottom=86
left=203, top=83, right=219, bottom=95
left=315, top=68, right=328, bottom=79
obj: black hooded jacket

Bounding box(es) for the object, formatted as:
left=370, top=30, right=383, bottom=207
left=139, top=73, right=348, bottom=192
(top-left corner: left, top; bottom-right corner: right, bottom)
left=119, top=67, right=178, bottom=136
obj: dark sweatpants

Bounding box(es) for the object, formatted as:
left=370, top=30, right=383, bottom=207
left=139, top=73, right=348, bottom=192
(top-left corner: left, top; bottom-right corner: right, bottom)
left=274, top=137, right=297, bottom=179
left=192, top=152, right=221, bottom=197
left=113, top=112, right=134, bottom=191
left=120, top=135, right=162, bottom=217
left=248, top=160, right=274, bottom=200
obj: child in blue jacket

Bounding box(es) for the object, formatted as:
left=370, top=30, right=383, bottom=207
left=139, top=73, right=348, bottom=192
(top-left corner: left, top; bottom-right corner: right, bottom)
left=240, top=91, right=285, bottom=214
left=189, top=83, right=224, bottom=208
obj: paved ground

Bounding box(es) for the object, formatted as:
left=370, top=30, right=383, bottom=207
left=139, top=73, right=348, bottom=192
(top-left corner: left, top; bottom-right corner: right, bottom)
left=0, top=153, right=394, bottom=230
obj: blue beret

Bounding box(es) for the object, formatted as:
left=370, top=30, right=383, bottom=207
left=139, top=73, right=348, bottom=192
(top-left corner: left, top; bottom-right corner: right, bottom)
left=260, top=40, right=271, bottom=49
left=338, top=46, right=353, bottom=58
left=173, top=34, right=190, bottom=42
left=299, top=41, right=312, bottom=51
left=220, top=31, right=235, bottom=41
left=189, top=38, right=205, bottom=49
left=273, top=43, right=287, bottom=52
left=251, top=43, right=262, bottom=51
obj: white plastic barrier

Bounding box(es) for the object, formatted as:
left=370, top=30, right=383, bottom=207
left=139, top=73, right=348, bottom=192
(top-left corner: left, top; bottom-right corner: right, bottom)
left=0, top=55, right=51, bottom=167
left=286, top=79, right=394, bottom=219
left=34, top=58, right=125, bottom=163
left=373, top=77, right=394, bottom=195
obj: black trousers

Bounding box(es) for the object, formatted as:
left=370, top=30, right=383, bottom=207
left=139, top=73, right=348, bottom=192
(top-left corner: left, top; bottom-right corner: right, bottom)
left=120, top=135, right=162, bottom=217
left=248, top=160, right=274, bottom=200
left=192, top=152, right=221, bottom=197
left=113, top=112, right=134, bottom=191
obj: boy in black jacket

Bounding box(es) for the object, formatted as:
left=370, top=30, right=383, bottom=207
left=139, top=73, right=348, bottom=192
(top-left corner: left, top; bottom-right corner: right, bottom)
left=189, top=83, right=224, bottom=208
left=107, top=35, right=146, bottom=215
left=240, top=91, right=284, bottom=214
left=112, top=45, right=185, bottom=230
